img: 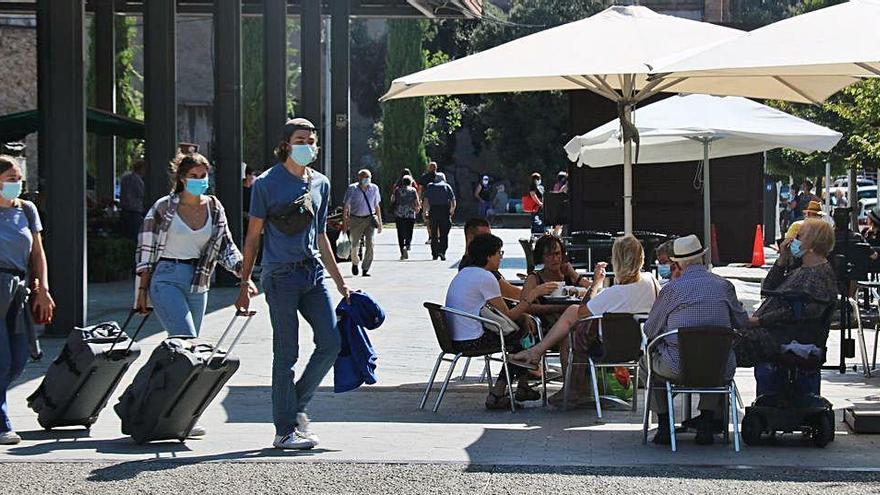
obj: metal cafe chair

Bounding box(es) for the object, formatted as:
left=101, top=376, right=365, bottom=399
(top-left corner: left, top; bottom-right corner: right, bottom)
left=642, top=326, right=741, bottom=452
left=565, top=313, right=644, bottom=416
left=421, top=302, right=519, bottom=413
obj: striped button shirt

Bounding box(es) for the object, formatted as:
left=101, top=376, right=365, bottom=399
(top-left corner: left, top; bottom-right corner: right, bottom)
left=136, top=194, right=242, bottom=293
left=643, top=264, right=748, bottom=377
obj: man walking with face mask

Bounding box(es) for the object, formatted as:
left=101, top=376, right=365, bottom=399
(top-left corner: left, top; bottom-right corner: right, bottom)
left=237, top=118, right=352, bottom=450
left=343, top=169, right=382, bottom=277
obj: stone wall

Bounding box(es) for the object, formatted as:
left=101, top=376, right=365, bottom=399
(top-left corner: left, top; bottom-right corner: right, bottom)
left=0, top=22, right=39, bottom=184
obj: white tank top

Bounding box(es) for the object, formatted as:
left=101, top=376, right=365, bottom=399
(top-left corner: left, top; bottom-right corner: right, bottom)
left=162, top=208, right=213, bottom=260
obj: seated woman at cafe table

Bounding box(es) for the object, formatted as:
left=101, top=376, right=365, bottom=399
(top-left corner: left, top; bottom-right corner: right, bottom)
left=509, top=235, right=659, bottom=405
left=445, top=233, right=557, bottom=409
left=521, top=234, right=598, bottom=328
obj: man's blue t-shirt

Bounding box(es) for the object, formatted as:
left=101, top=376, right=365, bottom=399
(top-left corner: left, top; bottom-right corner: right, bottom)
left=249, top=164, right=330, bottom=264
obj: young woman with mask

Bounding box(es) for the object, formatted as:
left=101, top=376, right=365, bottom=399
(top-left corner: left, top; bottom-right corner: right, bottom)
left=0, top=155, right=54, bottom=444
left=236, top=118, right=352, bottom=450
left=135, top=151, right=254, bottom=343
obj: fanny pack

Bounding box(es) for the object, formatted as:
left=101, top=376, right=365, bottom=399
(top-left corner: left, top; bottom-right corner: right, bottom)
left=268, top=168, right=315, bottom=236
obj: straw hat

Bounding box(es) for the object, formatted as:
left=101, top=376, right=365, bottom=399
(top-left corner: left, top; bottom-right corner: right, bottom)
left=669, top=234, right=707, bottom=263
left=804, top=200, right=825, bottom=216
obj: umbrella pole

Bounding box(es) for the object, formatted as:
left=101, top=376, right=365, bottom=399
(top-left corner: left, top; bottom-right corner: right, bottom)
left=703, top=139, right=712, bottom=267
left=623, top=105, right=634, bottom=235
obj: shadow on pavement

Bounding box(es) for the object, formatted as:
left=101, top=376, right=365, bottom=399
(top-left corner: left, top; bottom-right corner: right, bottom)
left=86, top=448, right=340, bottom=482
left=7, top=434, right=192, bottom=456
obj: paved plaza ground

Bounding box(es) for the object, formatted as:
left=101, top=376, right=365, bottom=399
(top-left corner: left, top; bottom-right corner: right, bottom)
left=2, top=228, right=880, bottom=493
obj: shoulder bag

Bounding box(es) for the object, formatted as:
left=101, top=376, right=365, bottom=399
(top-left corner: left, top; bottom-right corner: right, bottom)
left=479, top=304, right=519, bottom=336
left=267, top=168, right=315, bottom=236
left=360, top=187, right=380, bottom=229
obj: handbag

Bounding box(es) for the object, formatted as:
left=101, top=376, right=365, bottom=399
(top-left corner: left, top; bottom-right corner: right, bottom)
left=479, top=304, right=519, bottom=336
left=734, top=326, right=779, bottom=367
left=360, top=187, right=380, bottom=229
left=335, top=233, right=352, bottom=259
left=268, top=168, right=315, bottom=236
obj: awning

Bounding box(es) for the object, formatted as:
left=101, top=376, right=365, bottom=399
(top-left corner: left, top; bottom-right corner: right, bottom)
left=0, top=107, right=145, bottom=144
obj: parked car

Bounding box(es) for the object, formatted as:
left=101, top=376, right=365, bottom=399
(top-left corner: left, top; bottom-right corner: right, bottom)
left=859, top=197, right=878, bottom=227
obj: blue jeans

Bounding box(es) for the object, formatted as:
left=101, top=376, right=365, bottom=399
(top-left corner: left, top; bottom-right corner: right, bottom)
left=262, top=261, right=340, bottom=436
left=149, top=260, right=208, bottom=337
left=0, top=307, right=29, bottom=433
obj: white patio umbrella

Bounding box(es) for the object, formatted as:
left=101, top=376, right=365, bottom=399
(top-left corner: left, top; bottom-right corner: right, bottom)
left=380, top=5, right=743, bottom=234
left=564, top=94, right=843, bottom=262
left=649, top=0, right=880, bottom=103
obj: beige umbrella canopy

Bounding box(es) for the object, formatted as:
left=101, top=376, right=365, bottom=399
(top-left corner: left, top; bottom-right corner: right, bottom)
left=650, top=0, right=880, bottom=103
left=381, top=5, right=743, bottom=233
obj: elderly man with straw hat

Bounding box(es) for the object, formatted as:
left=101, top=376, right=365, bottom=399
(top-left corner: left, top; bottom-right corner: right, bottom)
left=641, top=235, right=749, bottom=446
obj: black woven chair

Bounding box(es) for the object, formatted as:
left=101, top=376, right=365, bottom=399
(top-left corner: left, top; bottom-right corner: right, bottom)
left=642, top=326, right=741, bottom=452
left=420, top=302, right=519, bottom=413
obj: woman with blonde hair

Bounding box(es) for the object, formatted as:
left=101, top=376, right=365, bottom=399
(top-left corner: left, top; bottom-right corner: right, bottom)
left=508, top=235, right=659, bottom=401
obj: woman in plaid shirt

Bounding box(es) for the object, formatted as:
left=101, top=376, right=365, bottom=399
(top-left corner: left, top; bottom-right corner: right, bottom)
left=134, top=151, right=257, bottom=341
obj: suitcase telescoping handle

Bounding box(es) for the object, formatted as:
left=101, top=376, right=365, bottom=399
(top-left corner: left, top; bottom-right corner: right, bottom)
left=108, top=308, right=152, bottom=354
left=207, top=310, right=256, bottom=366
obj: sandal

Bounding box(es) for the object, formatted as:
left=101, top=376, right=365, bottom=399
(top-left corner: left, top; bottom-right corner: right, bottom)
left=485, top=391, right=522, bottom=410
left=506, top=354, right=539, bottom=370
left=515, top=386, right=542, bottom=402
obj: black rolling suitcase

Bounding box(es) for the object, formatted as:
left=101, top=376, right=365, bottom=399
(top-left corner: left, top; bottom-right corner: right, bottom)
left=27, top=310, right=149, bottom=429
left=114, top=310, right=254, bottom=444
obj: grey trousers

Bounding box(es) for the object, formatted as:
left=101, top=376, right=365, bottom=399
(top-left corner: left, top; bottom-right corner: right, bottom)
left=640, top=354, right=724, bottom=416
left=349, top=215, right=376, bottom=272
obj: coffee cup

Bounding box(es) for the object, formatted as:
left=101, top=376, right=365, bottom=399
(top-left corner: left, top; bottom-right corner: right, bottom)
left=550, top=282, right=565, bottom=297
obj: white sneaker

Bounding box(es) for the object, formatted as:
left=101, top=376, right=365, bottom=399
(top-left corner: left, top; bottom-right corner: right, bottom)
left=0, top=431, right=21, bottom=445
left=273, top=431, right=316, bottom=450
left=296, top=412, right=320, bottom=445
left=188, top=424, right=206, bottom=437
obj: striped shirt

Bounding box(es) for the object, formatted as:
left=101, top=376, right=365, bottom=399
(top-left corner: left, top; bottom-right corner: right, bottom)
left=643, top=264, right=748, bottom=377
left=136, top=194, right=242, bottom=293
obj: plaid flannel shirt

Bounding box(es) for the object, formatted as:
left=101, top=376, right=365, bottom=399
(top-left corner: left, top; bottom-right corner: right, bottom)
left=136, top=194, right=242, bottom=293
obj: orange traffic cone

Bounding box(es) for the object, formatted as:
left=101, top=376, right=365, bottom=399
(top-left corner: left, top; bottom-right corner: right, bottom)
left=751, top=225, right=765, bottom=267
left=711, top=224, right=720, bottom=266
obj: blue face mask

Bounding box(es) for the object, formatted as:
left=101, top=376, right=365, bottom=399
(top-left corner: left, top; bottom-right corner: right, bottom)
left=1, top=181, right=22, bottom=200
left=290, top=144, right=318, bottom=166
left=657, top=264, right=671, bottom=279
left=185, top=177, right=209, bottom=196
left=360, top=177, right=371, bottom=186
left=790, top=238, right=806, bottom=258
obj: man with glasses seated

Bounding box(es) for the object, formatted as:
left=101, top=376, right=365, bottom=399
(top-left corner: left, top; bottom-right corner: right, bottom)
left=642, top=235, right=749, bottom=446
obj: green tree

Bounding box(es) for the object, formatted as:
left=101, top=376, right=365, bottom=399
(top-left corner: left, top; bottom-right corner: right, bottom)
left=241, top=17, right=300, bottom=172
left=452, top=0, right=608, bottom=186
left=379, top=19, right=429, bottom=189
left=85, top=15, right=144, bottom=181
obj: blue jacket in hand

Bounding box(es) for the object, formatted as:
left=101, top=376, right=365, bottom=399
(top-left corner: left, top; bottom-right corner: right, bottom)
left=334, top=291, right=385, bottom=393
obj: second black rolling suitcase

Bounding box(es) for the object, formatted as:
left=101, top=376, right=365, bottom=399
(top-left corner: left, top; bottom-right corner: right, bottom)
left=27, top=310, right=149, bottom=429
left=114, top=310, right=254, bottom=444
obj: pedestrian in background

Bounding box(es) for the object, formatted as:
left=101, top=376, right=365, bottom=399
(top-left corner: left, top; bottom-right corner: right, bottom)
left=237, top=118, right=351, bottom=450
left=343, top=169, right=382, bottom=277
left=425, top=172, right=456, bottom=261
left=391, top=175, right=420, bottom=260
left=419, top=161, right=439, bottom=245
left=119, top=159, right=146, bottom=241
left=474, top=174, right=492, bottom=220
left=528, top=172, right=545, bottom=235
left=0, top=155, right=55, bottom=445
left=552, top=171, right=568, bottom=193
